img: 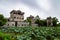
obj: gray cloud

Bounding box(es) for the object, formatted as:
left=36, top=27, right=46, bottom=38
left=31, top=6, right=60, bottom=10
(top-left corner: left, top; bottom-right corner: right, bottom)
left=21, top=0, right=37, bottom=7
left=0, top=0, right=60, bottom=21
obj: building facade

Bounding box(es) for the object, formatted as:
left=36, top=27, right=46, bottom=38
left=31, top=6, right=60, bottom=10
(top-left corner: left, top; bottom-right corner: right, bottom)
left=47, top=17, right=53, bottom=26
left=27, top=15, right=38, bottom=26
left=4, top=10, right=29, bottom=27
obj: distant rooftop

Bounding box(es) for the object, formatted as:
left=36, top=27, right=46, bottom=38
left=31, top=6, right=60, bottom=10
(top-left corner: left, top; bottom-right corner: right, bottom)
left=10, top=10, right=24, bottom=15
left=27, top=15, right=34, bottom=19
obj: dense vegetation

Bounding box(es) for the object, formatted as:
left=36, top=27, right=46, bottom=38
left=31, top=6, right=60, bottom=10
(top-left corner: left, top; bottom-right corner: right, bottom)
left=0, top=14, right=7, bottom=26
left=0, top=27, right=60, bottom=40
left=26, top=16, right=59, bottom=27
left=0, top=14, right=60, bottom=40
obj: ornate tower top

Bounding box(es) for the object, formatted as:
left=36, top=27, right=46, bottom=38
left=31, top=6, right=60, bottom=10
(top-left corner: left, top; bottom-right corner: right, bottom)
left=10, top=10, right=24, bottom=15
left=9, top=10, right=24, bottom=22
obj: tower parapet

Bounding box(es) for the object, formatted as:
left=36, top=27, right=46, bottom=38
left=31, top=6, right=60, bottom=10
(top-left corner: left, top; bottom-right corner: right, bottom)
left=9, top=10, right=24, bottom=22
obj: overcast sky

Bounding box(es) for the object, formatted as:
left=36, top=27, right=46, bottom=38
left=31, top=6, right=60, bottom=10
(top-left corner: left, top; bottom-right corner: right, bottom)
left=0, top=0, right=60, bottom=21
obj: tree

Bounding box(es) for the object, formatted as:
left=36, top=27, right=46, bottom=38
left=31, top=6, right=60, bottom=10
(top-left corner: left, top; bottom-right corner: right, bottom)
left=35, top=19, right=47, bottom=27
left=57, top=23, right=60, bottom=26
left=35, top=19, right=40, bottom=26
left=26, top=18, right=32, bottom=26
left=42, top=20, right=47, bottom=26
left=0, top=14, right=7, bottom=26
left=52, top=17, right=58, bottom=26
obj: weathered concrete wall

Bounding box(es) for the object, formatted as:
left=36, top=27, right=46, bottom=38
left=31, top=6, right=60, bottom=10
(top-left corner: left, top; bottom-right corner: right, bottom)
left=10, top=14, right=24, bottom=21
left=31, top=23, right=38, bottom=27
left=17, top=22, right=29, bottom=27
left=3, top=22, right=15, bottom=27
left=3, top=21, right=29, bottom=27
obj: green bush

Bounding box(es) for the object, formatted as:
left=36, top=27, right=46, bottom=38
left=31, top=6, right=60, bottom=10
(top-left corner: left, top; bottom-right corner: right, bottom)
left=0, top=32, right=12, bottom=40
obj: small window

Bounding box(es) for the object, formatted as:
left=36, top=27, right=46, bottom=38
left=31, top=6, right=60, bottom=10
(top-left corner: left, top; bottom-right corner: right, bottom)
left=22, top=24, right=23, bottom=26
left=18, top=13, right=20, bottom=14
left=14, top=17, right=16, bottom=18
left=18, top=25, right=20, bottom=26
left=22, top=18, right=24, bottom=19
left=7, top=24, right=9, bottom=26
left=24, top=24, right=26, bottom=26
left=12, top=24, right=14, bottom=26
left=8, top=19, right=10, bottom=21
left=20, top=17, right=21, bottom=19
left=17, top=17, right=19, bottom=19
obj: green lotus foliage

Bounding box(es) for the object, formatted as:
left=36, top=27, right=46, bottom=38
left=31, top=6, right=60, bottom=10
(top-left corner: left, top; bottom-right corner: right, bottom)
left=0, top=27, right=60, bottom=40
